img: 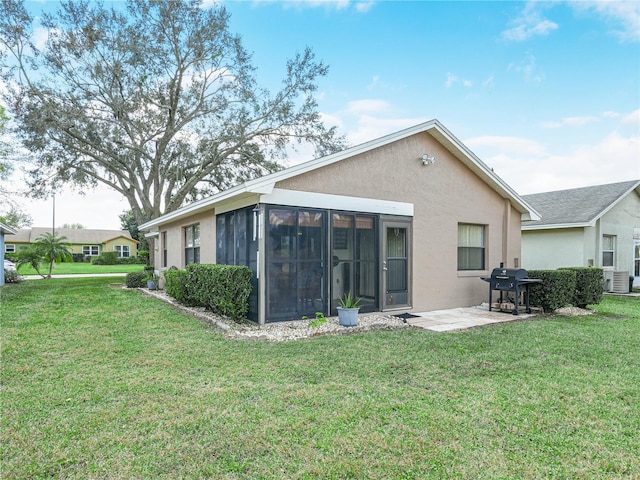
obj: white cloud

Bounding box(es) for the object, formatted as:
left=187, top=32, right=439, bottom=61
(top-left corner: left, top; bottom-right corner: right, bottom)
left=570, top=1, right=640, bottom=43
left=445, top=72, right=457, bottom=89
left=467, top=129, right=640, bottom=195
left=366, top=75, right=407, bottom=93
left=445, top=72, right=473, bottom=89
left=344, top=99, right=392, bottom=116
left=346, top=115, right=427, bottom=146
left=602, top=110, right=620, bottom=119
left=482, top=75, right=494, bottom=87
left=501, top=3, right=559, bottom=42
left=354, top=1, right=375, bottom=13
left=465, top=135, right=547, bottom=156
left=621, top=108, right=640, bottom=126
left=254, top=0, right=371, bottom=12
left=540, top=116, right=599, bottom=128
left=32, top=24, right=50, bottom=50
left=508, top=52, right=545, bottom=83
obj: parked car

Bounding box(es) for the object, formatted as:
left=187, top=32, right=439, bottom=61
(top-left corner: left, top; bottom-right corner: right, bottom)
left=4, top=259, right=16, bottom=271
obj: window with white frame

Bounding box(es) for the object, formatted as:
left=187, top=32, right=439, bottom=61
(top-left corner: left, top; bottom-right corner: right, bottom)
left=185, top=224, right=200, bottom=264
left=602, top=235, right=616, bottom=267
left=113, top=245, right=130, bottom=258
left=458, top=223, right=486, bottom=271
left=5, top=244, right=15, bottom=253
left=83, top=245, right=100, bottom=256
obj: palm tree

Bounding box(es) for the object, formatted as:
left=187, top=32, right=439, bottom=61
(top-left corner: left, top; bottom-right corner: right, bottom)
left=34, top=233, right=72, bottom=278
left=15, top=247, right=46, bottom=278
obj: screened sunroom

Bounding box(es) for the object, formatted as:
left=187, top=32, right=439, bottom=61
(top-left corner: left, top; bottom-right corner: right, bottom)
left=214, top=203, right=412, bottom=324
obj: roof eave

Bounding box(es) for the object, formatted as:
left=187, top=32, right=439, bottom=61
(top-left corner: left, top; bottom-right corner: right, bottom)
left=522, top=221, right=594, bottom=231
left=0, top=222, right=18, bottom=235
left=590, top=180, right=640, bottom=223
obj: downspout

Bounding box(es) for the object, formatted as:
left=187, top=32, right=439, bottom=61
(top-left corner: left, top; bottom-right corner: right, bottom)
left=502, top=198, right=511, bottom=267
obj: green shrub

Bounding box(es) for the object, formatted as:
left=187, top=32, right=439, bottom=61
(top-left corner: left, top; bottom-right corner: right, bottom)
left=162, top=265, right=253, bottom=320
left=4, top=269, right=22, bottom=283
left=560, top=267, right=604, bottom=308
left=71, top=253, right=85, bottom=263
left=117, top=256, right=146, bottom=265
left=126, top=270, right=147, bottom=288
left=92, top=251, right=118, bottom=265
left=185, top=264, right=253, bottom=320
left=164, top=269, right=193, bottom=305
left=527, top=269, right=576, bottom=313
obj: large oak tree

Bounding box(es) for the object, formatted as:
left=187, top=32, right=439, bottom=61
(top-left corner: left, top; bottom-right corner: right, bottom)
left=0, top=0, right=347, bottom=224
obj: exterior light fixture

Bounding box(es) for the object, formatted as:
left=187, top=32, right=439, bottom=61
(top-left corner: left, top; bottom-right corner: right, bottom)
left=421, top=154, right=435, bottom=165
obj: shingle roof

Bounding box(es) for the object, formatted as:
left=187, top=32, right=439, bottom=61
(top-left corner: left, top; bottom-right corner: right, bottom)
left=522, top=180, right=640, bottom=229
left=6, top=227, right=136, bottom=244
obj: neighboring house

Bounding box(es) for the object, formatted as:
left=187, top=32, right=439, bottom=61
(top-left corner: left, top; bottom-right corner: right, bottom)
left=521, top=180, right=640, bottom=290
left=140, top=119, right=540, bottom=324
left=5, top=227, right=139, bottom=259
left=1, top=221, right=18, bottom=286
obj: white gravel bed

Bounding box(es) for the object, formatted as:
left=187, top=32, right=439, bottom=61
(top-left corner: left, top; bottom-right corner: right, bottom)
left=554, top=306, right=597, bottom=316
left=139, top=288, right=409, bottom=341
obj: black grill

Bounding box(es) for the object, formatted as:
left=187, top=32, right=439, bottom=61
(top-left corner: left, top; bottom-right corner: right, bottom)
left=481, top=266, right=541, bottom=315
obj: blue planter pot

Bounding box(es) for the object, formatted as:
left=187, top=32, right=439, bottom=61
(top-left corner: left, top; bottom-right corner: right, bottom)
left=147, top=280, right=157, bottom=290
left=337, top=307, right=359, bottom=327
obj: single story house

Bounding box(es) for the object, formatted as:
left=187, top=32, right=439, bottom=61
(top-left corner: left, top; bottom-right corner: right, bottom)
left=140, top=119, right=540, bottom=324
left=1, top=221, right=18, bottom=285
left=521, top=180, right=640, bottom=290
left=5, top=227, right=139, bottom=259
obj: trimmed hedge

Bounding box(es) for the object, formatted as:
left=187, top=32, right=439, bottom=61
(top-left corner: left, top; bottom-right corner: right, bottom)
left=92, top=251, right=118, bottom=265
left=117, top=256, right=147, bottom=265
left=126, top=270, right=147, bottom=288
left=527, top=269, right=576, bottom=312
left=71, top=253, right=85, bottom=263
left=164, top=269, right=192, bottom=306
left=165, top=264, right=253, bottom=321
left=560, top=267, right=604, bottom=308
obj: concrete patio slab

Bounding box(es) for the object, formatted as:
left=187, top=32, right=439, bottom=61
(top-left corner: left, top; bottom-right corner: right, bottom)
left=405, top=304, right=538, bottom=332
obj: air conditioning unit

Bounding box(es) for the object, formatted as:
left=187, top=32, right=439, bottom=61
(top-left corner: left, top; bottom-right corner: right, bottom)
left=603, top=270, right=614, bottom=292
left=612, top=270, right=630, bottom=294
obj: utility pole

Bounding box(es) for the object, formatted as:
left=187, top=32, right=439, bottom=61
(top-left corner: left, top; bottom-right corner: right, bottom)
left=52, top=194, right=55, bottom=236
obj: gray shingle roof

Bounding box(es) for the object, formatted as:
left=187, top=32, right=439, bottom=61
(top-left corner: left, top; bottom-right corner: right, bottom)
left=522, top=180, right=640, bottom=228
left=6, top=227, right=135, bottom=244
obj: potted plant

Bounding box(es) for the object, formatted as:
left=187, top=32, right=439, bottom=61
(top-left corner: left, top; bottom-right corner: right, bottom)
left=337, top=292, right=362, bottom=327
left=146, top=272, right=159, bottom=290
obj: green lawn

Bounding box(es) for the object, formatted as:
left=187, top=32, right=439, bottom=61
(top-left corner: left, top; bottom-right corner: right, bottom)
left=17, top=262, right=145, bottom=276
left=2, top=278, right=639, bottom=479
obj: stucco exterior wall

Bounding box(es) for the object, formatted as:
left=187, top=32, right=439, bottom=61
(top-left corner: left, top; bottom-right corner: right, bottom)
left=521, top=228, right=585, bottom=270
left=599, top=190, right=640, bottom=273
left=155, top=210, right=216, bottom=271
left=276, top=131, right=522, bottom=312
left=103, top=237, right=138, bottom=256
left=522, top=188, right=640, bottom=274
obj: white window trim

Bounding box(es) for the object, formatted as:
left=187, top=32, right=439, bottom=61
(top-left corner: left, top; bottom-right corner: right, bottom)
left=457, top=223, right=486, bottom=272
left=602, top=235, right=616, bottom=268
left=5, top=244, right=15, bottom=253
left=82, top=245, right=100, bottom=256
left=113, top=245, right=131, bottom=258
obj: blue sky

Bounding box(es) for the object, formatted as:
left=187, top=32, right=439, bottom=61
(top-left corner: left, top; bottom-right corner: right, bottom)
left=12, top=0, right=640, bottom=229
